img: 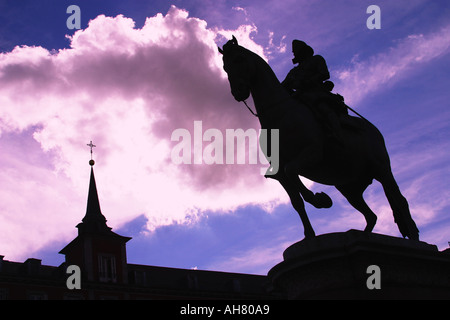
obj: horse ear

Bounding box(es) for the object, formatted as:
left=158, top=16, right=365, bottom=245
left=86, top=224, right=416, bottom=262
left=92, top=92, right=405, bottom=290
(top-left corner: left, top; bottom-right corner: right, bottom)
left=218, top=46, right=224, bottom=54
left=232, top=35, right=238, bottom=45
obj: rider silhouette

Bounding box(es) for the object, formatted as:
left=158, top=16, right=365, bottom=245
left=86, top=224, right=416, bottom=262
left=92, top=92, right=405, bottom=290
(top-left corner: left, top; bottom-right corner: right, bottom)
left=281, top=40, right=330, bottom=93
left=282, top=40, right=346, bottom=143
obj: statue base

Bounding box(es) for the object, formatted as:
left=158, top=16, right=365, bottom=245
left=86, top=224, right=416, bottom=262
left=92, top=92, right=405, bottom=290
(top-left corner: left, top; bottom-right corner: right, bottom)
left=268, top=229, right=450, bottom=299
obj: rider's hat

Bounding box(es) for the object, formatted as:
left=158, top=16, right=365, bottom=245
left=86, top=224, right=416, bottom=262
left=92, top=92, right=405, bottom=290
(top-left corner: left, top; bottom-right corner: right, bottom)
left=292, top=40, right=314, bottom=63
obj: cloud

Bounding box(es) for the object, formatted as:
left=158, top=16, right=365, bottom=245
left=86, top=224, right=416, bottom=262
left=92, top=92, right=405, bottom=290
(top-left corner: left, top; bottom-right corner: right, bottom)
left=0, top=6, right=289, bottom=260
left=334, top=24, right=450, bottom=106
left=0, top=132, right=82, bottom=258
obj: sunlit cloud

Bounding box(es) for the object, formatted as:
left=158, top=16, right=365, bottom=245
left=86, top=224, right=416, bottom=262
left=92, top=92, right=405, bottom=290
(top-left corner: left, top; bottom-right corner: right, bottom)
left=0, top=6, right=289, bottom=261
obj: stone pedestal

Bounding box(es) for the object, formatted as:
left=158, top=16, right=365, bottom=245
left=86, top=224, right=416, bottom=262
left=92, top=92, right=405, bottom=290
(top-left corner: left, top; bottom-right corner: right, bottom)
left=268, top=230, right=450, bottom=299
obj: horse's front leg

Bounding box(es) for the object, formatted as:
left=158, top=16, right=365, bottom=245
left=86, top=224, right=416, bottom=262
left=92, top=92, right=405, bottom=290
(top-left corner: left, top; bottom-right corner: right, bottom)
left=277, top=174, right=316, bottom=239
left=293, top=176, right=333, bottom=209
left=266, top=168, right=332, bottom=209
left=280, top=141, right=332, bottom=209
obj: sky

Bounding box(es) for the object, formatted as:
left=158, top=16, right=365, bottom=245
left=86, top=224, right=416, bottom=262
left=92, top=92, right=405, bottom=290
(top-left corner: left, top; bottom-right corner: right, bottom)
left=0, top=0, right=449, bottom=275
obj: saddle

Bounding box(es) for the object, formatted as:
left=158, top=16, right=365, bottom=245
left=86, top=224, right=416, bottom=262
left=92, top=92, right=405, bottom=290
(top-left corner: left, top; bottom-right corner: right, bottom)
left=292, top=87, right=364, bottom=138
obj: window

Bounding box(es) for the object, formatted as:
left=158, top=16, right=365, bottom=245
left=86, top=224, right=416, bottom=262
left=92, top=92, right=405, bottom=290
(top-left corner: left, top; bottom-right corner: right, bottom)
left=0, top=288, right=9, bottom=300
left=98, top=254, right=117, bottom=283
left=131, top=270, right=147, bottom=285
left=232, top=279, right=241, bottom=292
left=186, top=274, right=199, bottom=290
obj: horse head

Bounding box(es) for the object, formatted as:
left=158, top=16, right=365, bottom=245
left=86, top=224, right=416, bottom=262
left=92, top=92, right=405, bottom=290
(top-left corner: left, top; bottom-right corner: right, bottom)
left=218, top=36, right=254, bottom=102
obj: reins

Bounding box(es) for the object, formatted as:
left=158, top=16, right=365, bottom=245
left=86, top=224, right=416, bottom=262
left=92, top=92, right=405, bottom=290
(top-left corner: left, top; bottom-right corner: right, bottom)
left=242, top=100, right=258, bottom=117
left=345, top=105, right=370, bottom=123
left=241, top=95, right=291, bottom=118
left=242, top=97, right=371, bottom=125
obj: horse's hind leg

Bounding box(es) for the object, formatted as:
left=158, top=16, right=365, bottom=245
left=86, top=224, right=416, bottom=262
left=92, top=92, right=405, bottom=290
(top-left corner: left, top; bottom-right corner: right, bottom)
left=377, top=170, right=419, bottom=240
left=336, top=181, right=377, bottom=232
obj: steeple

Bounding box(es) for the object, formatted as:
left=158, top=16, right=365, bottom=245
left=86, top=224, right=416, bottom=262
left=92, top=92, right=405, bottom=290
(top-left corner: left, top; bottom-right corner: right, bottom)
left=85, top=165, right=104, bottom=221
left=76, top=164, right=111, bottom=234
left=75, top=141, right=111, bottom=234
left=60, top=141, right=131, bottom=284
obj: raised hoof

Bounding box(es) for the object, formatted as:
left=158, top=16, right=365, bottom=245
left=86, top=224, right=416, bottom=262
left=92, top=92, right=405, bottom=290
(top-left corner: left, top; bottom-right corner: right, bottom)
left=311, top=192, right=333, bottom=209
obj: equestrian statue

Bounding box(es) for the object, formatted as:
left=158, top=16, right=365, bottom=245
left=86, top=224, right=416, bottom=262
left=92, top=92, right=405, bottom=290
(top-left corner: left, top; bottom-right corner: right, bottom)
left=218, top=36, right=419, bottom=241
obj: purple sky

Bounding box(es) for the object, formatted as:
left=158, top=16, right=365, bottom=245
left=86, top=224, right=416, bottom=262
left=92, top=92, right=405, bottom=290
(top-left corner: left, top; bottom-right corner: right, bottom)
left=1, top=1, right=449, bottom=275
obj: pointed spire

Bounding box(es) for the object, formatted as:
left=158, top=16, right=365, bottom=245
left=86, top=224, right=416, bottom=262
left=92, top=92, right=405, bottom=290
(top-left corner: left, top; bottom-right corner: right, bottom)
left=82, top=166, right=108, bottom=225
left=76, top=141, right=111, bottom=234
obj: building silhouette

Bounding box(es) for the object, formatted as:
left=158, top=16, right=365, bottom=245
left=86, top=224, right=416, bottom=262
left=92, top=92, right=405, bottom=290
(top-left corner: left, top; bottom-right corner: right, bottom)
left=0, top=160, right=281, bottom=300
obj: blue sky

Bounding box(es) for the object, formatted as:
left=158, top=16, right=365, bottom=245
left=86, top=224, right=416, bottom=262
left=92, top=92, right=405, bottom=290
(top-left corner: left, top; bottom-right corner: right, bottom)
left=0, top=0, right=449, bottom=275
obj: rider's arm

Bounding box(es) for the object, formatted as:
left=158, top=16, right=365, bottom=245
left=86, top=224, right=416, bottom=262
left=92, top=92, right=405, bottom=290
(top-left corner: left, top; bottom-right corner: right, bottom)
left=312, top=55, right=330, bottom=83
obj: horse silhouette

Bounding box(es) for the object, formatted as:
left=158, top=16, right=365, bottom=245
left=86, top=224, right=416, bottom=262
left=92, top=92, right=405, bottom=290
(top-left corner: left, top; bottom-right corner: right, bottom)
left=219, top=36, right=419, bottom=240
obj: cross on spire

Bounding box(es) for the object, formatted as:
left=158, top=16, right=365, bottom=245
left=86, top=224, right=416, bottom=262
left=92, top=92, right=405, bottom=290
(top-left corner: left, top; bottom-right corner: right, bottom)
left=87, top=140, right=96, bottom=166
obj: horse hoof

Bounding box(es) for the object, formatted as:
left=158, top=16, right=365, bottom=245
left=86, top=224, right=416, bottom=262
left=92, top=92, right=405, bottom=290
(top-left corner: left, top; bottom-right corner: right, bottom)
left=313, top=192, right=333, bottom=209
left=408, top=232, right=420, bottom=241
left=304, top=232, right=316, bottom=239
left=364, top=215, right=377, bottom=233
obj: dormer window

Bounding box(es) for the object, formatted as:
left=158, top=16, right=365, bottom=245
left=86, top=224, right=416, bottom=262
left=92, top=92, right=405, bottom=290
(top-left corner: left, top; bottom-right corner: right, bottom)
left=98, top=254, right=117, bottom=283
